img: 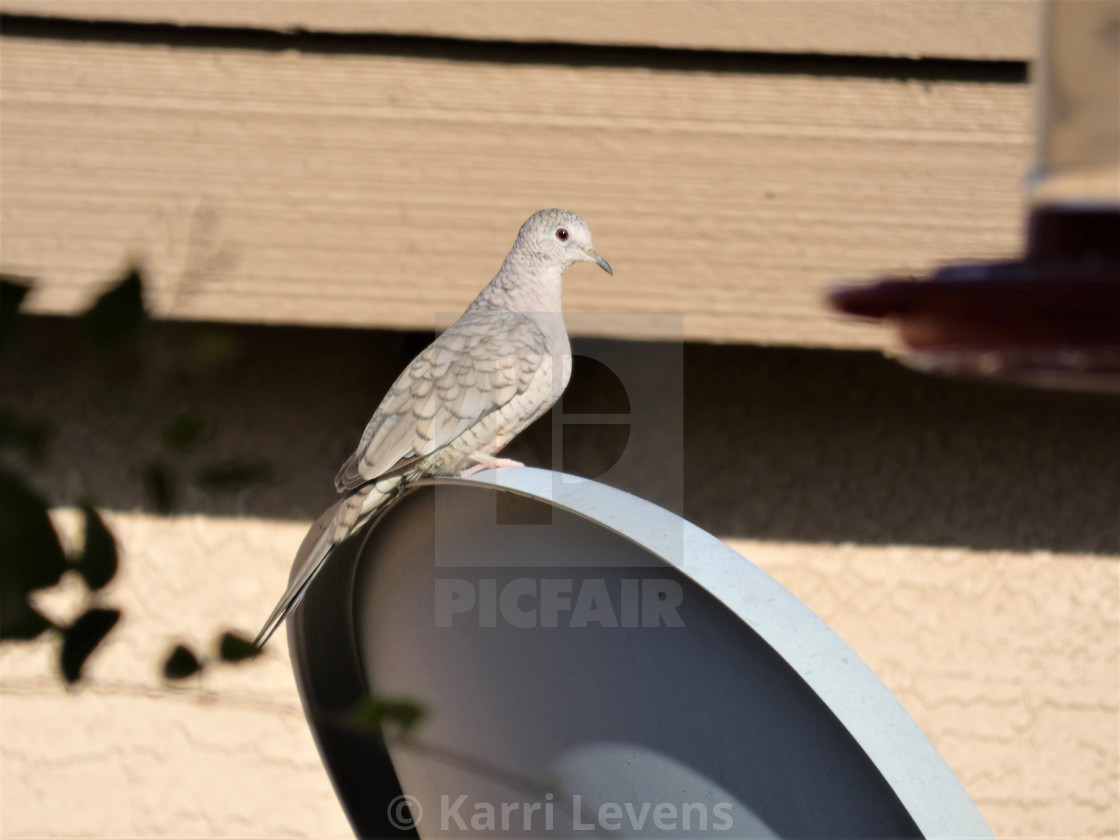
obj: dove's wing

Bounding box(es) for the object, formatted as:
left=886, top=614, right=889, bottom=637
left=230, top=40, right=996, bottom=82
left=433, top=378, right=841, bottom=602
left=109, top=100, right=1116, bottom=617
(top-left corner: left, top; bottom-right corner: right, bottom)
left=335, top=309, right=551, bottom=492
left=255, top=311, right=550, bottom=647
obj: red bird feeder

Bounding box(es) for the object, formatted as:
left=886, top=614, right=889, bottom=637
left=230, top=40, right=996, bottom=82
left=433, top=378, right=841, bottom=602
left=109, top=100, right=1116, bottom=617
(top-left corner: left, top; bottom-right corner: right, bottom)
left=830, top=0, right=1120, bottom=393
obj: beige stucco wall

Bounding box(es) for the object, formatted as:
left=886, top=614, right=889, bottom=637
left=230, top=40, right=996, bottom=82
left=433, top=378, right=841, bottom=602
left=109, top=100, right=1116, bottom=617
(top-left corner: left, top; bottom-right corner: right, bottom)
left=1, top=320, right=1117, bottom=838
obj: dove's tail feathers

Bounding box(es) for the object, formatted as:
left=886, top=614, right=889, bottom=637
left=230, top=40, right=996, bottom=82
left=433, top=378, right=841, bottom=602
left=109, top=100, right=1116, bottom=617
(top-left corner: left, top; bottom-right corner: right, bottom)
left=254, top=525, right=334, bottom=648
left=254, top=476, right=403, bottom=648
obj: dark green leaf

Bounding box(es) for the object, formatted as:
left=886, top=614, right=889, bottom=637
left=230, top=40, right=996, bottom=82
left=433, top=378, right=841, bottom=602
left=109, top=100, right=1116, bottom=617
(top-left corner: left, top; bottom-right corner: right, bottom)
left=348, top=695, right=427, bottom=738
left=1, top=599, right=54, bottom=641
left=189, top=331, right=240, bottom=368
left=159, top=410, right=212, bottom=453
left=141, top=461, right=175, bottom=515
left=0, top=276, right=32, bottom=349
left=196, top=460, right=273, bottom=493
left=0, top=466, right=62, bottom=640
left=163, top=644, right=203, bottom=680
left=217, top=631, right=260, bottom=663
left=81, top=268, right=146, bottom=349
left=60, top=607, right=120, bottom=683
left=0, top=469, right=68, bottom=604
left=0, top=406, right=52, bottom=462
left=0, top=277, right=31, bottom=311
left=74, top=505, right=118, bottom=591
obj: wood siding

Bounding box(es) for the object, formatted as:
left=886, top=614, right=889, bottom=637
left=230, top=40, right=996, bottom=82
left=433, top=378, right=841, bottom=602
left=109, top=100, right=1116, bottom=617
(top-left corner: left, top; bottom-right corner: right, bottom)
left=0, top=5, right=1033, bottom=348
left=1, top=0, right=1039, bottom=59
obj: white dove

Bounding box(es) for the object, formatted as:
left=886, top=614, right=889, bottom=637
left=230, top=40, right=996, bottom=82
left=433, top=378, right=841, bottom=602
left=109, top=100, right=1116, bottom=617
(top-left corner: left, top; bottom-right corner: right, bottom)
left=255, top=209, right=611, bottom=646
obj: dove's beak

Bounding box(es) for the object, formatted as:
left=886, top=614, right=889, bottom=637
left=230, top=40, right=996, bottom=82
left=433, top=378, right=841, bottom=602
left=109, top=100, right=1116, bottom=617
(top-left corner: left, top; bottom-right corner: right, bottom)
left=585, top=247, right=612, bottom=276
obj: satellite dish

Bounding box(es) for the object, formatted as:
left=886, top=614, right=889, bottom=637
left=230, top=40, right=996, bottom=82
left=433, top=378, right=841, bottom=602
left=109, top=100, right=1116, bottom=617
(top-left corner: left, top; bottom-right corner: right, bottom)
left=287, top=468, right=992, bottom=839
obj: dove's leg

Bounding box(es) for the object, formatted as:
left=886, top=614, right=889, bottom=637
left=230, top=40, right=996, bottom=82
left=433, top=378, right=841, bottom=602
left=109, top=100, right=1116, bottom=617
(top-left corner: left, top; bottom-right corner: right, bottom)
left=460, top=451, right=524, bottom=477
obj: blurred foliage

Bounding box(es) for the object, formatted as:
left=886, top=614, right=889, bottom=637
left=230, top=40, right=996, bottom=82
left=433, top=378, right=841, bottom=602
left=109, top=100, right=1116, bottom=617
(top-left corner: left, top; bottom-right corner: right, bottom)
left=0, top=267, right=266, bottom=685
left=0, top=468, right=67, bottom=641
left=160, top=410, right=213, bottom=454
left=0, top=405, right=52, bottom=462
left=187, top=331, right=240, bottom=368
left=197, top=460, right=275, bottom=493
left=217, top=631, right=261, bottom=663
left=1, top=266, right=423, bottom=742
left=141, top=460, right=177, bottom=516
left=80, top=268, right=147, bottom=349
left=349, top=695, right=428, bottom=739
left=163, top=644, right=204, bottom=680
left=162, top=630, right=262, bottom=681
left=74, top=505, right=118, bottom=591
left=0, top=276, right=33, bottom=349
left=60, top=608, right=121, bottom=683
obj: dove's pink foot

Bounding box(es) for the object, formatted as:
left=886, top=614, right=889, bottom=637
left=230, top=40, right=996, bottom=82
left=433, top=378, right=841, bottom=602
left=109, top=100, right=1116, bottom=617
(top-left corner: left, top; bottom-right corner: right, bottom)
left=459, top=452, right=524, bottom=477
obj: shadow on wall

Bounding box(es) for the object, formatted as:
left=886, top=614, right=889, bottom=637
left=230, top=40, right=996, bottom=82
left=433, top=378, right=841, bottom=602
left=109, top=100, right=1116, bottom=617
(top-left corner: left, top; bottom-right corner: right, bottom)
left=5, top=316, right=1118, bottom=555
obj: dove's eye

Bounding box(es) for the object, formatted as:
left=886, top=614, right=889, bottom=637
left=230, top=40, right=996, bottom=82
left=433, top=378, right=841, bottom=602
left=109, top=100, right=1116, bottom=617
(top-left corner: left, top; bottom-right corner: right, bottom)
left=555, top=228, right=569, bottom=241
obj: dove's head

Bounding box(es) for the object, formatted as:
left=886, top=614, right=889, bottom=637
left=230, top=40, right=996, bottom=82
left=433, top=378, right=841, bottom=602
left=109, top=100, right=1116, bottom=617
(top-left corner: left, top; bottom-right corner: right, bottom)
left=514, top=209, right=612, bottom=276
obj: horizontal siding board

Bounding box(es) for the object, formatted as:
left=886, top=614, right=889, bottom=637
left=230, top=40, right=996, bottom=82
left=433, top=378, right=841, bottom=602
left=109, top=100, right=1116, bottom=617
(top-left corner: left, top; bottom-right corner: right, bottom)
left=0, top=37, right=1032, bottom=348
left=0, top=0, right=1040, bottom=60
